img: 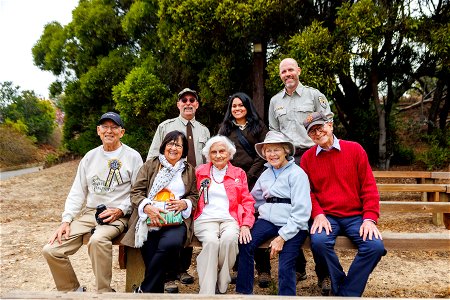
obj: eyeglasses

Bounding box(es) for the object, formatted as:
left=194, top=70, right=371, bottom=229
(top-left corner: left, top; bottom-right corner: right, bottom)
left=307, top=124, right=326, bottom=137
left=179, top=97, right=196, bottom=103
left=100, top=125, right=121, bottom=131
left=264, top=148, right=284, bottom=155
left=166, top=142, right=183, bottom=149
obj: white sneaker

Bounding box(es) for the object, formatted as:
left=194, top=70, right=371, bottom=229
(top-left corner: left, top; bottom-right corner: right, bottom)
left=74, top=286, right=86, bottom=292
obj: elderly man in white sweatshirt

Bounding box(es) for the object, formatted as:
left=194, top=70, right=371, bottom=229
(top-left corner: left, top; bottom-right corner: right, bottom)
left=42, top=112, right=143, bottom=292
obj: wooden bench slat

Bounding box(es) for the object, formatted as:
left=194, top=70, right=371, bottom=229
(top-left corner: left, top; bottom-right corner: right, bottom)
left=380, top=201, right=450, bottom=213
left=431, top=172, right=450, bottom=180
left=373, top=171, right=432, bottom=178
left=377, top=183, right=448, bottom=192
left=380, top=232, right=450, bottom=250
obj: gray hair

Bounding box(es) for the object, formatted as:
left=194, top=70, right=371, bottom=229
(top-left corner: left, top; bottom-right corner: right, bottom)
left=202, top=135, right=236, bottom=162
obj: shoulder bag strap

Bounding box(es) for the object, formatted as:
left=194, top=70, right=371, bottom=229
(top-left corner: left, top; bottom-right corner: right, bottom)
left=235, top=128, right=257, bottom=158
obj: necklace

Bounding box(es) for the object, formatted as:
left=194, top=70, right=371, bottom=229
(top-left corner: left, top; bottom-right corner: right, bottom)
left=210, top=165, right=227, bottom=184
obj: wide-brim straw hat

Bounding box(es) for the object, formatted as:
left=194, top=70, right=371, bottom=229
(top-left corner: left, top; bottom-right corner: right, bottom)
left=255, top=131, right=295, bottom=160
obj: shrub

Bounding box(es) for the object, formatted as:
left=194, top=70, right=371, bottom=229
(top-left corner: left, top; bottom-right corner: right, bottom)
left=416, top=133, right=450, bottom=170
left=0, top=125, right=41, bottom=168
left=391, top=144, right=415, bottom=165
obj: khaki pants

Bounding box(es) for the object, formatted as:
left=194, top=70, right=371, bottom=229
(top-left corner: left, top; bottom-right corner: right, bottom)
left=194, top=219, right=239, bottom=294
left=42, top=208, right=127, bottom=292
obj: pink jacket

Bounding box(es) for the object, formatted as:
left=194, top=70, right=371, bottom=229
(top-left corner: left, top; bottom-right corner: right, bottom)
left=194, top=162, right=255, bottom=228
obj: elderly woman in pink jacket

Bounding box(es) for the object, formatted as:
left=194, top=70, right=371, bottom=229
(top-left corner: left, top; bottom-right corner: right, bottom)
left=194, top=135, right=255, bottom=294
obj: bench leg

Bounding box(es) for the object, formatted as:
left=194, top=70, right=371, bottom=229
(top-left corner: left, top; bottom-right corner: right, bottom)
left=433, top=192, right=449, bottom=228
left=125, top=247, right=145, bottom=292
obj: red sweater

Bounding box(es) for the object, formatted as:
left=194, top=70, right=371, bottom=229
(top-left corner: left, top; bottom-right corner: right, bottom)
left=300, top=140, right=380, bottom=223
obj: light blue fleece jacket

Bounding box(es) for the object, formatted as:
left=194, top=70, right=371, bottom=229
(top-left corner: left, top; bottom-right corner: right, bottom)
left=251, top=158, right=311, bottom=241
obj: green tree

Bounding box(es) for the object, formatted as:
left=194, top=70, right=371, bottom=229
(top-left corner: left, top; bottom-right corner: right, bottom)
left=0, top=81, right=56, bottom=144
left=32, top=0, right=448, bottom=166
left=269, top=0, right=448, bottom=168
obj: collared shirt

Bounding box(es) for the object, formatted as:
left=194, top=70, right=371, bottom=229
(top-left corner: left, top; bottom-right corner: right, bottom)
left=232, top=119, right=248, bottom=130
left=268, top=84, right=333, bottom=149
left=146, top=115, right=211, bottom=166
left=316, top=135, right=341, bottom=155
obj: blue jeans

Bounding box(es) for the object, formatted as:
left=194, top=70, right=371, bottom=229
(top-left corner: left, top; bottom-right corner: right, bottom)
left=310, top=215, right=386, bottom=296
left=236, top=219, right=308, bottom=295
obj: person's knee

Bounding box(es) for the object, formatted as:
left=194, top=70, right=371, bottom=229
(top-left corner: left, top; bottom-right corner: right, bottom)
left=367, top=239, right=386, bottom=257
left=42, top=243, right=55, bottom=259
left=310, top=232, right=332, bottom=251
left=220, top=233, right=239, bottom=247
left=202, top=237, right=220, bottom=250
left=88, top=233, right=111, bottom=248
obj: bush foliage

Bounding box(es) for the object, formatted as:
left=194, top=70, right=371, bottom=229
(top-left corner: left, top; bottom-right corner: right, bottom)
left=0, top=125, right=41, bottom=168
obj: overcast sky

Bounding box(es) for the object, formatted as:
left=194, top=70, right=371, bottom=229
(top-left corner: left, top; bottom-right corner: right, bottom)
left=0, top=0, right=78, bottom=99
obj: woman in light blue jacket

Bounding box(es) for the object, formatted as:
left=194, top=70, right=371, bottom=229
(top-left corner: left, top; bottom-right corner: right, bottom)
left=236, top=131, right=311, bottom=296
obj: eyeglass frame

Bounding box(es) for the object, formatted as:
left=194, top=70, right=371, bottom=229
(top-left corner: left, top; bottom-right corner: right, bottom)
left=99, top=124, right=122, bottom=131
left=307, top=123, right=331, bottom=137
left=166, top=141, right=183, bottom=149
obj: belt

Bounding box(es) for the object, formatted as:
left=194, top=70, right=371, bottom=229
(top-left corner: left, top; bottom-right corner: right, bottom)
left=266, top=197, right=291, bottom=204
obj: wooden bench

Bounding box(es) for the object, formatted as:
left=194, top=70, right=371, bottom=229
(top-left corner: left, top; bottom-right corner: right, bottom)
left=373, top=171, right=449, bottom=181
left=82, top=198, right=450, bottom=292
left=377, top=183, right=450, bottom=226
left=373, top=171, right=449, bottom=202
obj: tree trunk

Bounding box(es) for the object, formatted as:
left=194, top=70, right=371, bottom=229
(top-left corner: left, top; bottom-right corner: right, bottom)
left=370, top=57, right=388, bottom=170
left=252, top=41, right=266, bottom=121
left=427, top=79, right=444, bottom=134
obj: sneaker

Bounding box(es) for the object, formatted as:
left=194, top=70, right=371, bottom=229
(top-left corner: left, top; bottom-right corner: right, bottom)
left=318, top=276, right=331, bottom=296
left=257, top=272, right=272, bottom=288
left=179, top=272, right=194, bottom=284
left=74, top=286, right=86, bottom=292
left=164, top=281, right=179, bottom=293
left=132, top=285, right=143, bottom=293
left=296, top=271, right=307, bottom=282
left=230, top=270, right=237, bottom=284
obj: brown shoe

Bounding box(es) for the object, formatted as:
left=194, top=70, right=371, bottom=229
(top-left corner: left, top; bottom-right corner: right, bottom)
left=318, top=276, right=331, bottom=296
left=164, top=281, right=179, bottom=293
left=257, top=272, right=272, bottom=288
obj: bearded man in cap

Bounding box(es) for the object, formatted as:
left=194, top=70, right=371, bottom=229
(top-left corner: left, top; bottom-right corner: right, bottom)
left=146, top=88, right=210, bottom=292
left=43, top=112, right=143, bottom=292
left=300, top=112, right=386, bottom=296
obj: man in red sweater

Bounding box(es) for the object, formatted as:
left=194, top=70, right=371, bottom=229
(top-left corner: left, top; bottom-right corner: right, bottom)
left=300, top=112, right=386, bottom=296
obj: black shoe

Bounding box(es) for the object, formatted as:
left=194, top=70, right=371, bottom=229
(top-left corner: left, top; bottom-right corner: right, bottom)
left=318, top=276, right=331, bottom=296
left=179, top=272, right=194, bottom=284
left=257, top=272, right=272, bottom=288
left=164, top=281, right=179, bottom=293
left=296, top=271, right=307, bottom=282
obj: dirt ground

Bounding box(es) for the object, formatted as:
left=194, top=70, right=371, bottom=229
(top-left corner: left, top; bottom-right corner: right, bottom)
left=0, top=160, right=449, bottom=297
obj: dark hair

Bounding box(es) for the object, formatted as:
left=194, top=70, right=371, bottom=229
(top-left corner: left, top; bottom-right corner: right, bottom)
left=218, top=92, right=264, bottom=136
left=159, top=130, right=189, bottom=158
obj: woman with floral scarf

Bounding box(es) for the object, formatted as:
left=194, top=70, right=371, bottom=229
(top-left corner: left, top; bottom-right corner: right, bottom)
left=121, top=130, right=198, bottom=293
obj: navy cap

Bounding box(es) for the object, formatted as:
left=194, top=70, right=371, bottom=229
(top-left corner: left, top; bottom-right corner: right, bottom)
left=98, top=112, right=124, bottom=128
